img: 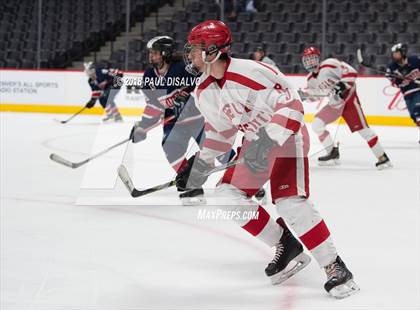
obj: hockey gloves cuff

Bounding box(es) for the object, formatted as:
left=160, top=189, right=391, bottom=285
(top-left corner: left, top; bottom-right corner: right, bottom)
left=85, top=98, right=97, bottom=109
left=130, top=122, right=147, bottom=143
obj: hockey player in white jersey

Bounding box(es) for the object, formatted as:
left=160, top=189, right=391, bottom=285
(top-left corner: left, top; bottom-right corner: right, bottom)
left=176, top=20, right=359, bottom=298
left=301, top=47, right=392, bottom=169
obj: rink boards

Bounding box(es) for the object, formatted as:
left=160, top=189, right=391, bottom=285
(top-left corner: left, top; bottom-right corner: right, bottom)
left=0, top=68, right=414, bottom=126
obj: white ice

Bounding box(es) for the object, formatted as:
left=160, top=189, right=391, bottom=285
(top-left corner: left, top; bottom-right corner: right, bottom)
left=1, top=112, right=419, bottom=310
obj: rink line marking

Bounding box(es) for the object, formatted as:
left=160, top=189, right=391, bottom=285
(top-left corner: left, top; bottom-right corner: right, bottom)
left=0, top=103, right=144, bottom=116
left=0, top=103, right=415, bottom=126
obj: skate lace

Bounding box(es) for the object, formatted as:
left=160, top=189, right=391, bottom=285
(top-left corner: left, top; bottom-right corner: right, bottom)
left=271, top=243, right=284, bottom=264
left=325, top=261, right=342, bottom=280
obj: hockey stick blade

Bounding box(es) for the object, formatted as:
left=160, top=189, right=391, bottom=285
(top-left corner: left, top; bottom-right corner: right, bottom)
left=53, top=118, right=67, bottom=124
left=118, top=165, right=176, bottom=197
left=53, top=107, right=87, bottom=124
left=118, top=159, right=243, bottom=198
left=49, top=153, right=79, bottom=168
left=131, top=180, right=177, bottom=197
left=117, top=165, right=136, bottom=194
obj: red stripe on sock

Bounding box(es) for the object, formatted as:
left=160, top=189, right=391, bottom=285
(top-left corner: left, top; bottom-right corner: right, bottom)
left=299, top=220, right=330, bottom=251
left=368, top=136, right=378, bottom=148
left=241, top=206, right=270, bottom=236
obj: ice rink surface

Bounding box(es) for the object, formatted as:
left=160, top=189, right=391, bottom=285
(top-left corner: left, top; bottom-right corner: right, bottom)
left=1, top=112, right=419, bottom=310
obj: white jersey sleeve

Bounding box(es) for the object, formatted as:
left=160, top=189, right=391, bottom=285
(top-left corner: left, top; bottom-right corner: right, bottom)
left=194, top=58, right=305, bottom=164
left=306, top=58, right=358, bottom=96
left=247, top=63, right=305, bottom=146
left=192, top=75, right=238, bottom=165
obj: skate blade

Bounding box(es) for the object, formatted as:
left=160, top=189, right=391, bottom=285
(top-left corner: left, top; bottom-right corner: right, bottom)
left=270, top=252, right=311, bottom=285
left=318, top=159, right=340, bottom=166
left=328, top=279, right=360, bottom=299
left=376, top=161, right=393, bottom=170
left=180, top=196, right=207, bottom=206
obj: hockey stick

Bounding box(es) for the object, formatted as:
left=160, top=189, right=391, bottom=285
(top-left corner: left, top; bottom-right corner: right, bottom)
left=49, top=115, right=175, bottom=169
left=49, top=138, right=130, bottom=169
left=118, top=158, right=243, bottom=198
left=54, top=106, right=87, bottom=124
left=356, top=48, right=420, bottom=85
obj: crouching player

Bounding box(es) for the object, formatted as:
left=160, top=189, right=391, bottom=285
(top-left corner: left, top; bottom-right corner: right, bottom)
left=301, top=47, right=391, bottom=169
left=176, top=20, right=359, bottom=298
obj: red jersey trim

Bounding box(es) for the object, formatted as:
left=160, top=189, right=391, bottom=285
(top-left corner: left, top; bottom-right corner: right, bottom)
left=319, top=64, right=337, bottom=71
left=342, top=72, right=358, bottom=78
left=271, top=114, right=301, bottom=133
left=225, top=72, right=266, bottom=90
left=254, top=60, right=279, bottom=75
left=205, top=122, right=237, bottom=139
left=197, top=75, right=216, bottom=99
left=274, top=99, right=304, bottom=114
left=203, top=138, right=232, bottom=152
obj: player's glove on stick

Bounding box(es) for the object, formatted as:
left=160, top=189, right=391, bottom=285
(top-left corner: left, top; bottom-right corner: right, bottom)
left=244, top=127, right=276, bottom=173
left=85, top=98, right=97, bottom=109
left=129, top=122, right=147, bottom=143
left=385, top=68, right=403, bottom=85
left=333, top=82, right=347, bottom=99
left=176, top=154, right=211, bottom=190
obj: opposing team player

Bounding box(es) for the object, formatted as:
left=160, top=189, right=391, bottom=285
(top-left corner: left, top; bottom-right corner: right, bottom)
left=301, top=47, right=392, bottom=169
left=386, top=43, right=420, bottom=139
left=177, top=20, right=359, bottom=298
left=129, top=36, right=233, bottom=205
left=83, top=61, right=124, bottom=122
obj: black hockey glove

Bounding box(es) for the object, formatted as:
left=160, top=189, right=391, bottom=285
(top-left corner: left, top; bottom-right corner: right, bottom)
left=173, top=95, right=188, bottom=116
left=129, top=122, right=147, bottom=143
left=333, top=82, right=347, bottom=99
left=385, top=69, right=404, bottom=85
left=243, top=127, right=276, bottom=173
left=176, top=154, right=211, bottom=190
left=85, top=98, right=97, bottom=109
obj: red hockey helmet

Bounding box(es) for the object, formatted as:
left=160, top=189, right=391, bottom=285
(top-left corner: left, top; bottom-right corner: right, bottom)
left=184, top=20, right=232, bottom=74
left=302, top=47, right=321, bottom=72
left=187, top=20, right=232, bottom=55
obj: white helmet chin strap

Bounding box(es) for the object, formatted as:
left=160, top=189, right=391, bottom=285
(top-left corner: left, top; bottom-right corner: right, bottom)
left=202, top=50, right=222, bottom=75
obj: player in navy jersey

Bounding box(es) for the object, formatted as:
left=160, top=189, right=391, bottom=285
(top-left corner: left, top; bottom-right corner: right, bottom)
left=84, top=61, right=124, bottom=122
left=129, top=36, right=212, bottom=205
left=386, top=43, right=420, bottom=137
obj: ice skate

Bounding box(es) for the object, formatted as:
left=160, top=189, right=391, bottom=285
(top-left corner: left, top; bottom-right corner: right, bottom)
left=318, top=144, right=340, bottom=166
left=265, top=220, right=311, bottom=285
left=179, top=188, right=207, bottom=206
left=375, top=153, right=392, bottom=170
left=102, top=113, right=114, bottom=123
left=324, top=256, right=360, bottom=299
left=113, top=113, right=124, bottom=123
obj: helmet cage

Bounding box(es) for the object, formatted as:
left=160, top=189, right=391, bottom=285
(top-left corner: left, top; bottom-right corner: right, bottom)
left=302, top=54, right=320, bottom=72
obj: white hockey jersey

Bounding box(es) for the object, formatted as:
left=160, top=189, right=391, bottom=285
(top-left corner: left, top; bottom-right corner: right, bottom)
left=193, top=57, right=305, bottom=164
left=306, top=58, right=358, bottom=100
